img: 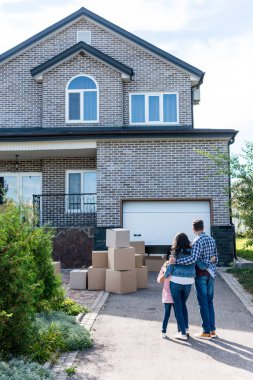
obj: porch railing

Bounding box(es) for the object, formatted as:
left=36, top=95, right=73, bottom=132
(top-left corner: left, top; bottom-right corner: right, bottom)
left=33, top=193, right=97, bottom=227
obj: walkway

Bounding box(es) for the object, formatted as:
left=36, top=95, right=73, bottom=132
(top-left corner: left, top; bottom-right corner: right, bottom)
left=70, top=273, right=253, bottom=380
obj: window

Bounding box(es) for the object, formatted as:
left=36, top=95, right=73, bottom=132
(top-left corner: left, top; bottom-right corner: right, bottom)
left=66, top=170, right=97, bottom=213
left=77, top=31, right=91, bottom=44
left=130, top=93, right=178, bottom=124
left=0, top=173, right=42, bottom=205
left=66, top=75, right=98, bottom=123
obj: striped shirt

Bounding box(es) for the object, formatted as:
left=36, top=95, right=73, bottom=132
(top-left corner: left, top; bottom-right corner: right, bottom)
left=175, top=232, right=218, bottom=278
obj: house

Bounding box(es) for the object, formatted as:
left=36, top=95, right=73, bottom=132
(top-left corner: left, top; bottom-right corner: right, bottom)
left=0, top=7, right=237, bottom=267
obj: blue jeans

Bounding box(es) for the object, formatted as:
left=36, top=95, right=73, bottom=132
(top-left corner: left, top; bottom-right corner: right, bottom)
left=195, top=275, right=215, bottom=334
left=170, top=282, right=192, bottom=335
left=162, top=303, right=175, bottom=333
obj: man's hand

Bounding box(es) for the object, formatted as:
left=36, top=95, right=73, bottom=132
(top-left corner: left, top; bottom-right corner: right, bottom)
left=210, top=256, right=216, bottom=263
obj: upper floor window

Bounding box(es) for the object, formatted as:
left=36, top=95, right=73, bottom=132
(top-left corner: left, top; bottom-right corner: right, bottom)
left=129, top=93, right=178, bottom=125
left=66, top=75, right=99, bottom=123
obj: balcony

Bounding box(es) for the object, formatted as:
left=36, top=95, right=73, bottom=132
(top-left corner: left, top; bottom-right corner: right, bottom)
left=33, top=193, right=97, bottom=227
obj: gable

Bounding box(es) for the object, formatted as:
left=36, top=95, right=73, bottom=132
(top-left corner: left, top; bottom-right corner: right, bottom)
left=31, top=41, right=134, bottom=83
left=0, top=7, right=204, bottom=84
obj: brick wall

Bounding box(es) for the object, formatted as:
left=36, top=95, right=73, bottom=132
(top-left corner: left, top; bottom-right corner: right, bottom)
left=96, top=138, right=230, bottom=226
left=0, top=17, right=192, bottom=128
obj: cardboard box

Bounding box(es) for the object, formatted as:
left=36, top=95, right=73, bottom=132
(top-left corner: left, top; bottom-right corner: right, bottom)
left=136, top=266, right=148, bottom=288
left=70, top=269, right=88, bottom=289
left=130, top=241, right=145, bottom=254
left=105, top=269, right=137, bottom=294
left=106, top=228, right=130, bottom=248
left=135, top=254, right=144, bottom=268
left=52, top=261, right=61, bottom=274
left=92, top=251, right=108, bottom=268
left=108, top=247, right=135, bottom=271
left=88, top=266, right=106, bottom=290
left=145, top=255, right=166, bottom=272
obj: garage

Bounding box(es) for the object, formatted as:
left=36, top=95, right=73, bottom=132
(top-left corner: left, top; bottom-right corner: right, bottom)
left=123, top=200, right=211, bottom=246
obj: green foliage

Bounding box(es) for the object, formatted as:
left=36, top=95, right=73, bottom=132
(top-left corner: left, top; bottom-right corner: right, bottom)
left=0, top=359, right=54, bottom=380
left=236, top=237, right=253, bottom=261
left=30, top=322, right=65, bottom=364
left=29, top=312, right=92, bottom=363
left=0, top=202, right=64, bottom=357
left=59, top=298, right=89, bottom=316
left=232, top=142, right=253, bottom=246
left=65, top=366, right=77, bottom=376
left=0, top=203, right=38, bottom=356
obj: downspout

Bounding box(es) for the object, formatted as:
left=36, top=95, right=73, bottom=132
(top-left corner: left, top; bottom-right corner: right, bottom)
left=191, top=72, right=205, bottom=129
left=228, top=135, right=237, bottom=260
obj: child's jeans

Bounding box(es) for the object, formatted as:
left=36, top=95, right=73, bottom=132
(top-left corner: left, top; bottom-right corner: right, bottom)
left=162, top=303, right=175, bottom=333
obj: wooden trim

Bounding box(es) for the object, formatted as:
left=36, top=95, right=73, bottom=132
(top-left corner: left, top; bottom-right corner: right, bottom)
left=120, top=197, right=214, bottom=226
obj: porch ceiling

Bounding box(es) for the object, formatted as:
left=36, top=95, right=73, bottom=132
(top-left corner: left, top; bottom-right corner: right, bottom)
left=0, top=140, right=96, bottom=160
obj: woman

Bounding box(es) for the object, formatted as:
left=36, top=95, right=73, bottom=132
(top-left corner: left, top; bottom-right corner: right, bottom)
left=164, top=232, right=195, bottom=341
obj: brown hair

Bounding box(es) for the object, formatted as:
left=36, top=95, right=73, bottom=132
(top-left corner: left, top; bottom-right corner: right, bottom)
left=193, top=219, right=204, bottom=231
left=171, top=232, right=191, bottom=256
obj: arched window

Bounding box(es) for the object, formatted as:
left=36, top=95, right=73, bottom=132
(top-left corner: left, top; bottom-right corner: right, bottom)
left=66, top=75, right=98, bottom=122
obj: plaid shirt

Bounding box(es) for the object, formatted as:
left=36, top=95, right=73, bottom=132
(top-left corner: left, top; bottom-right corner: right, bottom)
left=175, top=232, right=218, bottom=278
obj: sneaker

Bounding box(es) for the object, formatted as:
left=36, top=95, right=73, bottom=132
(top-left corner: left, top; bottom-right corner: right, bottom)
left=211, top=331, right=217, bottom=338
left=186, top=328, right=190, bottom=337
left=174, top=332, right=187, bottom=341
left=161, top=332, right=167, bottom=339
left=194, top=332, right=212, bottom=340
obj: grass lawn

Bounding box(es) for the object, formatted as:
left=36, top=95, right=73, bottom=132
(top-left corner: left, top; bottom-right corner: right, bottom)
left=227, top=268, right=253, bottom=296
left=236, top=237, right=253, bottom=261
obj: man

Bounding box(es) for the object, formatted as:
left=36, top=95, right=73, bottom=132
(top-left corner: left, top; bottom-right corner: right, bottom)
left=170, top=219, right=218, bottom=339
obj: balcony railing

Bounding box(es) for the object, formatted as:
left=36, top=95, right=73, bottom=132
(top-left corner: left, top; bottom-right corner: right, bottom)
left=33, top=193, right=97, bottom=227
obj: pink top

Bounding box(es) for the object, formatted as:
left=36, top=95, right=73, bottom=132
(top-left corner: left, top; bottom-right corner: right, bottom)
left=157, top=267, right=174, bottom=304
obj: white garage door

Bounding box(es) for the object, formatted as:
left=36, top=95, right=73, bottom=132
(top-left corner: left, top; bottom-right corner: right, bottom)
left=123, top=201, right=211, bottom=245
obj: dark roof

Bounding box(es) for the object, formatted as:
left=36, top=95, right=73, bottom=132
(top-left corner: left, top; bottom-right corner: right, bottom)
left=30, top=41, right=134, bottom=78
left=0, top=7, right=204, bottom=82
left=0, top=127, right=238, bottom=143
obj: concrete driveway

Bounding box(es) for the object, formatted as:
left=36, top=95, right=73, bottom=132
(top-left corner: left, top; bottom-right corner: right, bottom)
left=72, top=273, right=253, bottom=380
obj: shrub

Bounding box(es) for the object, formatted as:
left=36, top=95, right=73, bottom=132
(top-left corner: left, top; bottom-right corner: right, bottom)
left=59, top=298, right=89, bottom=316
left=0, top=359, right=54, bottom=380
left=0, top=203, right=64, bottom=357
left=30, top=312, right=92, bottom=362
left=0, top=204, right=38, bottom=356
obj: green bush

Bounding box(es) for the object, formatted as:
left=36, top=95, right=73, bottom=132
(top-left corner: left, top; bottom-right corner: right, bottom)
left=59, top=298, right=89, bottom=316
left=0, top=204, right=38, bottom=356
left=31, top=312, right=92, bottom=362
left=30, top=322, right=65, bottom=364
left=0, top=359, right=54, bottom=380
left=0, top=203, right=64, bottom=357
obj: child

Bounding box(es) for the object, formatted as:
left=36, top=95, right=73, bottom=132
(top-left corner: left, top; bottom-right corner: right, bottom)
left=157, top=261, right=176, bottom=339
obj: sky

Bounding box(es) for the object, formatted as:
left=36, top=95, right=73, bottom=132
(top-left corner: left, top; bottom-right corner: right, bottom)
left=0, top=0, right=252, bottom=154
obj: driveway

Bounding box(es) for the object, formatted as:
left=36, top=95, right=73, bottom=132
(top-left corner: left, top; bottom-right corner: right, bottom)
left=72, top=273, right=253, bottom=380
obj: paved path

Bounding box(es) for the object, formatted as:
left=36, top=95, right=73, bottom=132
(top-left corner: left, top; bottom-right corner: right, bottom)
left=70, top=273, right=253, bottom=380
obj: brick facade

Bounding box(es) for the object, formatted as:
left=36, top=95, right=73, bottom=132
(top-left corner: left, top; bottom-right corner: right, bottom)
left=96, top=138, right=230, bottom=227
left=0, top=18, right=192, bottom=129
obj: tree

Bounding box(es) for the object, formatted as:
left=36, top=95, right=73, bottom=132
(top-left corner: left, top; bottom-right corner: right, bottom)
left=231, top=142, right=253, bottom=246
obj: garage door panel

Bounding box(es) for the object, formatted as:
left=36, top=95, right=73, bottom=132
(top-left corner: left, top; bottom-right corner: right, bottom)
left=123, top=201, right=211, bottom=245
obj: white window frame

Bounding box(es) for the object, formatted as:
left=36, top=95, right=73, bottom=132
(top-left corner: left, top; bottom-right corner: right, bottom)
left=65, top=74, right=99, bottom=124
left=0, top=172, right=42, bottom=204
left=65, top=170, right=97, bottom=213
left=129, top=92, right=179, bottom=125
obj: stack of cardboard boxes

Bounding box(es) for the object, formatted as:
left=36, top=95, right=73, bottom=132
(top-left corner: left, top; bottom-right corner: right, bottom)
left=87, top=229, right=148, bottom=294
